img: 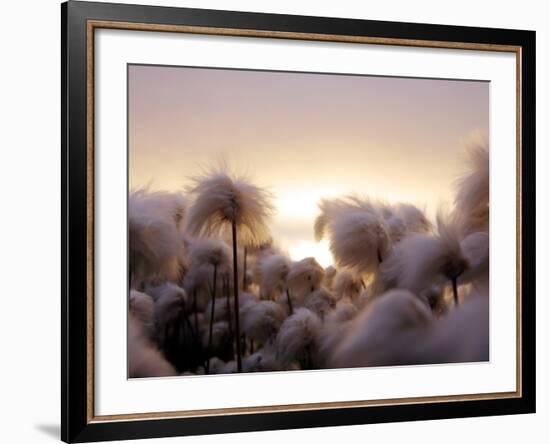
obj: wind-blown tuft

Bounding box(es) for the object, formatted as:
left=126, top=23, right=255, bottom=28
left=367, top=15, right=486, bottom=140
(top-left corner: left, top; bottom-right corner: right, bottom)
left=129, top=189, right=184, bottom=288
left=130, top=188, right=187, bottom=230
left=413, top=291, right=489, bottom=363
left=314, top=195, right=376, bottom=242
left=326, top=299, right=358, bottom=324
left=317, top=299, right=358, bottom=366
left=332, top=270, right=362, bottom=301
left=329, top=211, right=390, bottom=275
left=149, top=283, right=188, bottom=345
left=393, top=203, right=432, bottom=235
left=322, top=265, right=337, bottom=289
left=303, top=287, right=336, bottom=319
left=286, top=257, right=324, bottom=304
left=181, top=264, right=215, bottom=311
left=258, top=254, right=291, bottom=299
left=182, top=238, right=232, bottom=313
left=241, top=300, right=286, bottom=344
left=220, top=345, right=283, bottom=373
left=203, top=297, right=230, bottom=324
left=128, top=314, right=177, bottom=378
left=276, top=308, right=322, bottom=368
left=330, top=289, right=433, bottom=368
left=244, top=346, right=282, bottom=372
left=185, top=171, right=274, bottom=247
left=459, top=231, right=489, bottom=293
left=129, top=290, right=155, bottom=336
left=187, top=238, right=232, bottom=270
left=453, top=143, right=489, bottom=235
left=201, top=321, right=232, bottom=356
left=314, top=195, right=432, bottom=249
left=380, top=214, right=469, bottom=305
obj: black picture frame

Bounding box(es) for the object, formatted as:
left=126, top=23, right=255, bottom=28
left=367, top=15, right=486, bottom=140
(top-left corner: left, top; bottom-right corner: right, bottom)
left=61, top=1, right=536, bottom=442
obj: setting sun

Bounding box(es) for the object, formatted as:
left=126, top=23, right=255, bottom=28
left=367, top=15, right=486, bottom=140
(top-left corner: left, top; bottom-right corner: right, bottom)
left=288, top=239, right=333, bottom=268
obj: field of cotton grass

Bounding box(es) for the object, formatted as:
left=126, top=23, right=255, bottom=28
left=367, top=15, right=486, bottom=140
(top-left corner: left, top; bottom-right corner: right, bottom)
left=128, top=143, right=489, bottom=378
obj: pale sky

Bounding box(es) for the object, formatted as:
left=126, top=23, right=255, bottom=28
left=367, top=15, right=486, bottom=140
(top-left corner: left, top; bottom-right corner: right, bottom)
left=128, top=64, right=489, bottom=266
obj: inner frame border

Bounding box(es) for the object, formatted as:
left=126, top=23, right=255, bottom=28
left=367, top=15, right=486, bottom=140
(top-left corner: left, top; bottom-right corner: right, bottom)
left=86, top=19, right=523, bottom=424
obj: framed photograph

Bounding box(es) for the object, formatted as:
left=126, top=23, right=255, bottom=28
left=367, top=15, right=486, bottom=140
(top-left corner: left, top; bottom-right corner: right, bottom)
left=61, top=1, right=536, bottom=442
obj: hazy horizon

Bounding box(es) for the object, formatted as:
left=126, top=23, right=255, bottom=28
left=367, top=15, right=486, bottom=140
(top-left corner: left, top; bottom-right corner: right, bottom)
left=128, top=64, right=489, bottom=266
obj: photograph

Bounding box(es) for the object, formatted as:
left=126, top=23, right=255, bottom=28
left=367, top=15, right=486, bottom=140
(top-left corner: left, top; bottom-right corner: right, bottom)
left=127, top=64, right=490, bottom=377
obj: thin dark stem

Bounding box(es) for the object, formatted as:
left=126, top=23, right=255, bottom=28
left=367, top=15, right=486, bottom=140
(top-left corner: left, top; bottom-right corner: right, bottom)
left=286, top=288, right=294, bottom=315
left=225, top=276, right=233, bottom=336
left=206, top=264, right=218, bottom=374
left=377, top=248, right=382, bottom=264
left=182, top=315, right=188, bottom=368
left=304, top=344, right=312, bottom=370
left=452, top=277, right=459, bottom=306
left=178, top=263, right=186, bottom=287
left=192, top=289, right=198, bottom=337
left=232, top=221, right=243, bottom=372
left=242, top=247, right=248, bottom=290
left=181, top=305, right=195, bottom=343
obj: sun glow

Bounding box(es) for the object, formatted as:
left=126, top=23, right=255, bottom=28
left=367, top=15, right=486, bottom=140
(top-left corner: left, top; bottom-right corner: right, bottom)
left=270, top=188, right=341, bottom=267
left=288, top=239, right=333, bottom=268
left=273, top=187, right=345, bottom=221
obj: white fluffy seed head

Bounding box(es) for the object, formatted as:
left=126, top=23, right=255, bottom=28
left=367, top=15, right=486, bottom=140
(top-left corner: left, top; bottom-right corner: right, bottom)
left=203, top=297, right=230, bottom=324
left=412, top=292, right=489, bottom=364
left=181, top=263, right=216, bottom=311
left=129, top=290, right=155, bottom=333
left=206, top=357, right=227, bottom=374
left=314, top=195, right=377, bottom=242
left=317, top=304, right=357, bottom=368
left=385, top=215, right=407, bottom=244
left=330, top=289, right=433, bottom=368
left=182, top=239, right=232, bottom=312
left=453, top=143, right=489, bottom=235
left=149, top=283, right=188, bottom=343
left=322, top=265, right=337, bottom=289
left=329, top=210, right=390, bottom=275
left=316, top=196, right=431, bottom=249
left=241, top=300, right=286, bottom=343
left=238, top=291, right=258, bottom=313
left=315, top=196, right=394, bottom=276
left=381, top=215, right=469, bottom=298
left=326, top=299, right=359, bottom=324
left=187, top=238, right=232, bottom=270
left=276, top=308, right=322, bottom=367
left=381, top=235, right=447, bottom=295
left=303, top=287, right=336, bottom=319
left=128, top=314, right=177, bottom=378
left=393, top=203, right=432, bottom=234
left=185, top=171, right=274, bottom=247
left=129, top=189, right=183, bottom=288
left=459, top=231, right=489, bottom=290
left=129, top=188, right=187, bottom=230
left=286, top=257, right=325, bottom=303
left=435, top=213, right=470, bottom=282
left=460, top=232, right=489, bottom=269
left=182, top=263, right=214, bottom=292
left=258, top=254, right=291, bottom=299
left=220, top=351, right=284, bottom=374
left=201, top=321, right=230, bottom=351
left=332, top=270, right=362, bottom=301
left=244, top=346, right=283, bottom=372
